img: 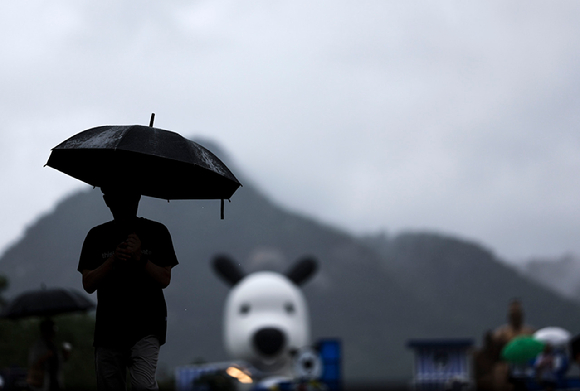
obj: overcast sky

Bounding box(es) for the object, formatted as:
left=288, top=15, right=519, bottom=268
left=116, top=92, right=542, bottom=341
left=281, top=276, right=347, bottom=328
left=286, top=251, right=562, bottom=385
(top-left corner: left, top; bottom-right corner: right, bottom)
left=1, top=1, right=580, bottom=263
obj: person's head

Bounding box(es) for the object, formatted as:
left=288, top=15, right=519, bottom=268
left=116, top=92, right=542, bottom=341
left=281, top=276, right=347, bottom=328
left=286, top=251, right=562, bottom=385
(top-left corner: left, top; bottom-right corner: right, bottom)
left=39, top=319, right=56, bottom=340
left=508, top=299, right=524, bottom=328
left=101, top=185, right=141, bottom=222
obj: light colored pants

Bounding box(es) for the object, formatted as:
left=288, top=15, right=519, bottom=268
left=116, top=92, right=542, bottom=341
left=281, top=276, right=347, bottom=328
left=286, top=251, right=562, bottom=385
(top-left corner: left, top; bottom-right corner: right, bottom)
left=95, top=335, right=160, bottom=391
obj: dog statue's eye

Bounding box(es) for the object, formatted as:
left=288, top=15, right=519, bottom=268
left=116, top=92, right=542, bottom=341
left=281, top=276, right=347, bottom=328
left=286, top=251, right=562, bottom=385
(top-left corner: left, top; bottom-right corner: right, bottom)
left=239, top=303, right=250, bottom=315
left=284, top=302, right=295, bottom=314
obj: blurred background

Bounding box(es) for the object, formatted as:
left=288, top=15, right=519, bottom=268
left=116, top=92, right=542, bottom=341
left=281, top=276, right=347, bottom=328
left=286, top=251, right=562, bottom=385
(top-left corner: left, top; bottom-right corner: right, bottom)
left=1, top=1, right=580, bottom=390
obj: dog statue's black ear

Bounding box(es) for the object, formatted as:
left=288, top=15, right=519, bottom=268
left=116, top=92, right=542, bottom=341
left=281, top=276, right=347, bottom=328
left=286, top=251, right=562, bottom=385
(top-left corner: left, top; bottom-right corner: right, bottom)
left=212, top=255, right=245, bottom=286
left=286, top=257, right=318, bottom=286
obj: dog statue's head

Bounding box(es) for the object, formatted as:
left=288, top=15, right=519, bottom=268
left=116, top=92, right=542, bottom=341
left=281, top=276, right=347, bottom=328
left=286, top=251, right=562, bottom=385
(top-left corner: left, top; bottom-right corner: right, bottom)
left=212, top=255, right=318, bottom=376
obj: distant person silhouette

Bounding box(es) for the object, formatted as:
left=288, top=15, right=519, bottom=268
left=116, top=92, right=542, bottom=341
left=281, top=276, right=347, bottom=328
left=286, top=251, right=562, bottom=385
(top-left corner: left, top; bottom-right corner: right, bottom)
left=27, top=319, right=70, bottom=391
left=78, top=185, right=179, bottom=391
left=473, top=330, right=502, bottom=391
left=535, top=344, right=562, bottom=391
left=493, top=299, right=535, bottom=347
left=493, top=299, right=535, bottom=391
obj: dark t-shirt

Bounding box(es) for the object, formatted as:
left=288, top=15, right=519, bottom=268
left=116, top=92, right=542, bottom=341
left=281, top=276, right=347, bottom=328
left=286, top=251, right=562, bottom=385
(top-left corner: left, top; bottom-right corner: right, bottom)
left=78, top=217, right=178, bottom=348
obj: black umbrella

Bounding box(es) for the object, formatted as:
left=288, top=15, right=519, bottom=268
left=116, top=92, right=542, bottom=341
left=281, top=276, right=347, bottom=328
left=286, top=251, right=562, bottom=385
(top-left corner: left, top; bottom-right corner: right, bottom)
left=0, top=287, right=95, bottom=320
left=45, top=116, right=241, bottom=216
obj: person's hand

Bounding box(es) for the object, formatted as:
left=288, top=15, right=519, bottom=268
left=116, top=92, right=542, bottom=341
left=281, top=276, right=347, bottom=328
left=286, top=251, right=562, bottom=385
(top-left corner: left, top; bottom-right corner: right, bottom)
left=125, top=233, right=142, bottom=262
left=113, top=241, right=131, bottom=262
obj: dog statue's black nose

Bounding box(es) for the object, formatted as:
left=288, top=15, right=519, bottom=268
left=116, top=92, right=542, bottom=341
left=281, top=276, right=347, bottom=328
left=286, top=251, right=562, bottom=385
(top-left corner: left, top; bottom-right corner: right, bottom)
left=253, top=327, right=286, bottom=357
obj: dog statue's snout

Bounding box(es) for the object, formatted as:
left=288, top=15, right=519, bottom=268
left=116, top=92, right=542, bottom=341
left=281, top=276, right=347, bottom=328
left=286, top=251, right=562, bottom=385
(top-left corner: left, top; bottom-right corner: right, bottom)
left=253, top=327, right=286, bottom=357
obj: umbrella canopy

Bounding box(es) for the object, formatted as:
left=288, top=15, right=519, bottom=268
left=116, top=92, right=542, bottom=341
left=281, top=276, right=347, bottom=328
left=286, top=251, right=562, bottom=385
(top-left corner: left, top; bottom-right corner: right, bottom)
left=0, top=287, right=95, bottom=319
left=501, top=336, right=545, bottom=363
left=534, top=327, right=571, bottom=347
left=46, top=124, right=241, bottom=201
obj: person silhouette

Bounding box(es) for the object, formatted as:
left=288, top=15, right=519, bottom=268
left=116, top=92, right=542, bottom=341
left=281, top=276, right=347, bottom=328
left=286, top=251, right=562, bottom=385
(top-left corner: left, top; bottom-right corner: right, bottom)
left=27, top=319, right=70, bottom=391
left=493, top=299, right=535, bottom=347
left=78, top=185, right=179, bottom=391
left=493, top=299, right=535, bottom=391
left=473, top=330, right=502, bottom=391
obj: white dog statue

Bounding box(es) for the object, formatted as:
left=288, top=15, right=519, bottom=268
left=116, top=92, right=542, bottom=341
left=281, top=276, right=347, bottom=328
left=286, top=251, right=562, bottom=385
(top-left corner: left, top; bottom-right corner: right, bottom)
left=212, top=255, right=318, bottom=379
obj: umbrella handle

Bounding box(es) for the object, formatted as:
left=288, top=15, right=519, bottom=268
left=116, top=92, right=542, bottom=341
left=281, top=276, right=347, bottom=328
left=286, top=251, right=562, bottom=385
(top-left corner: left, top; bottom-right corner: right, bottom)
left=149, top=113, right=155, bottom=127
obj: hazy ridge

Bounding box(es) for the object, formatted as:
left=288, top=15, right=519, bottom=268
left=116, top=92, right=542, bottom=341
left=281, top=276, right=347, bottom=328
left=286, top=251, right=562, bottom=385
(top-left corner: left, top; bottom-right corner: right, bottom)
left=519, top=254, right=580, bottom=300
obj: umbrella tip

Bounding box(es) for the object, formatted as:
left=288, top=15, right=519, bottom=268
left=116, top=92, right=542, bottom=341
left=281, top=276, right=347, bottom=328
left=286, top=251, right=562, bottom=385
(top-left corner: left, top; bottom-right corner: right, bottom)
left=149, top=113, right=155, bottom=127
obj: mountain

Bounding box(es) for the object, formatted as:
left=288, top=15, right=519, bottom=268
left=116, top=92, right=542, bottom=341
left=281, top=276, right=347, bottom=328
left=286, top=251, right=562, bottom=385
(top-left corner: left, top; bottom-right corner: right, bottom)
left=2, top=140, right=580, bottom=385
left=361, top=233, right=580, bottom=335
left=519, top=254, right=580, bottom=300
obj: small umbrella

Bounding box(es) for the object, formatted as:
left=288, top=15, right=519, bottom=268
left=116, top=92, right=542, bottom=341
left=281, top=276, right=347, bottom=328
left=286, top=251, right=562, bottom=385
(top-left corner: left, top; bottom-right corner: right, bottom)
left=0, top=287, right=95, bottom=320
left=45, top=116, right=242, bottom=217
left=534, top=327, right=571, bottom=347
left=501, top=336, right=545, bottom=363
